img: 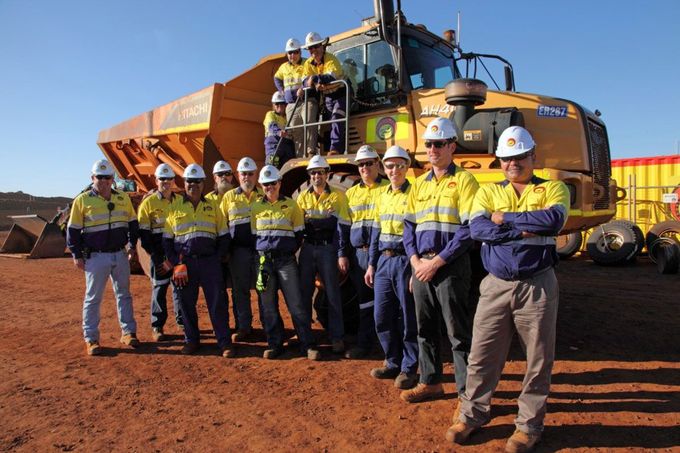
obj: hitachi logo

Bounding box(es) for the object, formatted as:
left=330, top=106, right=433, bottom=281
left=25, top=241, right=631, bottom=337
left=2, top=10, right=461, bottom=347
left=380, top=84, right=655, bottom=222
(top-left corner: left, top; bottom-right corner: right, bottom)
left=178, top=102, right=209, bottom=121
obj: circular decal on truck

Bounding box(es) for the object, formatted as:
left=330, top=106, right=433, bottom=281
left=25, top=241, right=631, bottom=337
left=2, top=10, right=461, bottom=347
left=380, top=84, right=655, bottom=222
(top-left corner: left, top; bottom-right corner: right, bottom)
left=376, top=117, right=396, bottom=140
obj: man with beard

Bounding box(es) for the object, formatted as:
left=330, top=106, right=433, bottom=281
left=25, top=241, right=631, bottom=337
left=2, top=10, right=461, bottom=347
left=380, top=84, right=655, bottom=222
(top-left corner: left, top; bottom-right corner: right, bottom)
left=206, top=160, right=235, bottom=205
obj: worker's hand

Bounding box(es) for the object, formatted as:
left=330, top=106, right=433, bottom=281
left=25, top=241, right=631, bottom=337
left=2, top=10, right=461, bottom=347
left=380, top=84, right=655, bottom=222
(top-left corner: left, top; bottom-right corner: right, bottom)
left=491, top=211, right=505, bottom=225
left=74, top=257, right=85, bottom=271
left=279, top=130, right=288, bottom=138
left=297, top=87, right=304, bottom=97
left=521, top=231, right=538, bottom=238
left=338, top=256, right=349, bottom=275
left=173, top=264, right=189, bottom=288
left=161, top=259, right=173, bottom=274
left=414, top=255, right=445, bottom=282
left=127, top=247, right=137, bottom=262
left=364, top=265, right=375, bottom=288
left=409, top=275, right=413, bottom=293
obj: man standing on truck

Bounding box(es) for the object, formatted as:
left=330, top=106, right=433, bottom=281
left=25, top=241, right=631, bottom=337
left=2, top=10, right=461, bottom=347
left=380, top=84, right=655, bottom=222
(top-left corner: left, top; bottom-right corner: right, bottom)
left=297, top=155, right=351, bottom=354
left=137, top=163, right=184, bottom=341
left=264, top=92, right=295, bottom=169
left=220, top=157, right=263, bottom=342
left=300, top=31, right=346, bottom=154
left=447, top=126, right=570, bottom=453
left=401, top=117, right=479, bottom=404
left=163, top=164, right=235, bottom=358
left=344, top=145, right=388, bottom=359
left=274, top=38, right=308, bottom=158
left=67, top=159, right=141, bottom=356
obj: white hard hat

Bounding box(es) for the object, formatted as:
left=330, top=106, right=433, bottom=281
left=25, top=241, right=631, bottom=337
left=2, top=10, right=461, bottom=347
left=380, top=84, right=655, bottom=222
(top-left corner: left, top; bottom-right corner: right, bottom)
left=303, top=31, right=328, bottom=49
left=306, top=154, right=330, bottom=170
left=91, top=159, right=115, bottom=176
left=183, top=163, right=206, bottom=179
left=496, top=126, right=536, bottom=158
left=271, top=91, right=286, bottom=104
left=154, top=163, right=175, bottom=178
left=237, top=157, right=257, bottom=172
left=259, top=165, right=281, bottom=184
left=382, top=145, right=411, bottom=165
left=354, top=145, right=379, bottom=162
left=285, top=38, right=301, bottom=52
left=212, top=160, right=232, bottom=174
left=422, top=117, right=458, bottom=141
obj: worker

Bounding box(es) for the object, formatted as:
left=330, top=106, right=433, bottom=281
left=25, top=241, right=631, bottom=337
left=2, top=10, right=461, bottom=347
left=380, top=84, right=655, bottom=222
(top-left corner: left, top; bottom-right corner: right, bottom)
left=206, top=160, right=235, bottom=205
left=401, top=117, right=480, bottom=403
left=219, top=157, right=263, bottom=341
left=67, top=159, right=140, bottom=356
left=364, top=146, right=418, bottom=390
left=264, top=91, right=295, bottom=169
left=296, top=155, right=350, bottom=354
left=274, top=38, right=308, bottom=157
left=251, top=165, right=320, bottom=360
left=137, top=163, right=184, bottom=341
left=447, top=126, right=570, bottom=453
left=344, top=145, right=388, bottom=359
left=300, top=31, right=346, bottom=154
left=163, top=164, right=235, bottom=357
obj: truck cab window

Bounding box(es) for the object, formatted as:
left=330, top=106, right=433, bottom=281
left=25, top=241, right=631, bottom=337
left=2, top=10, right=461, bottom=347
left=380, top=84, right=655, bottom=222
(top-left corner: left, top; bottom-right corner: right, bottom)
left=402, top=37, right=457, bottom=90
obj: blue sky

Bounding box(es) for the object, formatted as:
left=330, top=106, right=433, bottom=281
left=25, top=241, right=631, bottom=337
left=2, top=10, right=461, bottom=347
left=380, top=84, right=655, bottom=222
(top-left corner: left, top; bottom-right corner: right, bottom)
left=1, top=0, right=679, bottom=197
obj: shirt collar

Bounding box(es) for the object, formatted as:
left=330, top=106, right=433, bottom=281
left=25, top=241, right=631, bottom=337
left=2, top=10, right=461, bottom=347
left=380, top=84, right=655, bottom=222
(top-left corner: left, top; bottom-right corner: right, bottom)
left=360, top=174, right=383, bottom=188
left=387, top=180, right=410, bottom=193
left=499, top=174, right=542, bottom=187
left=425, top=163, right=457, bottom=181
left=182, top=193, right=206, bottom=203
left=307, top=184, right=331, bottom=194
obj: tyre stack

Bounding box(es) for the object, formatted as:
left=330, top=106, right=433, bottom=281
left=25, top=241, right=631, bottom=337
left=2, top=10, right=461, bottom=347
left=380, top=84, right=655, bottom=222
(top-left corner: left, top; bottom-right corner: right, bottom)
left=645, top=220, right=680, bottom=274
left=586, top=220, right=644, bottom=266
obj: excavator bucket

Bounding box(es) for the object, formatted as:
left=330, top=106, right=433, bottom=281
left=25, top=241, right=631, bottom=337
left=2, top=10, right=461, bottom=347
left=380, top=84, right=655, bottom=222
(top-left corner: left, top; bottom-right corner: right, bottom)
left=0, top=215, right=67, bottom=259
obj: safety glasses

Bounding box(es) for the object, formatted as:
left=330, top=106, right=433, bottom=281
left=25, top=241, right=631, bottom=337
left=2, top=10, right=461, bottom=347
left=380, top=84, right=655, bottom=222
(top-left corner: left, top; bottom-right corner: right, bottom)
left=308, top=170, right=327, bottom=176
left=95, top=175, right=113, bottom=180
left=287, top=50, right=300, bottom=55
left=215, top=171, right=233, bottom=177
left=308, top=44, right=322, bottom=51
left=424, top=141, right=448, bottom=149
left=357, top=161, right=375, bottom=168
left=240, top=172, right=255, bottom=176
left=499, top=152, right=534, bottom=163
left=185, top=178, right=204, bottom=185
left=262, top=181, right=278, bottom=187
left=158, top=177, right=174, bottom=181
left=384, top=163, right=407, bottom=170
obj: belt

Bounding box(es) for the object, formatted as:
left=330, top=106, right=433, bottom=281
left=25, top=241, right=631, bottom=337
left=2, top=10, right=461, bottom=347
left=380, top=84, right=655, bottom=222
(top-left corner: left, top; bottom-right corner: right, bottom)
left=382, top=249, right=405, bottom=257
left=354, top=245, right=369, bottom=251
left=259, top=250, right=293, bottom=259
left=305, top=238, right=333, bottom=246
left=421, top=250, right=439, bottom=259
left=90, top=247, right=125, bottom=253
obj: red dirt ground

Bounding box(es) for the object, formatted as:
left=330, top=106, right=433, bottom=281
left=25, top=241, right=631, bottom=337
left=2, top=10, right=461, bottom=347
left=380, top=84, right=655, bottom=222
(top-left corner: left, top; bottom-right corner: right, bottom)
left=1, top=237, right=678, bottom=452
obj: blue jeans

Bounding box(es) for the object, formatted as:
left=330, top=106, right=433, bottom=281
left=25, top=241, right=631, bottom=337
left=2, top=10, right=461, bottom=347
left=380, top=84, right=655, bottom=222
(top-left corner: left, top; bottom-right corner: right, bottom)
left=150, top=259, right=182, bottom=328
left=373, top=253, right=418, bottom=373
left=82, top=250, right=137, bottom=342
left=177, top=254, right=231, bottom=349
left=299, top=243, right=344, bottom=342
left=348, top=247, right=376, bottom=349
left=229, top=246, right=263, bottom=330
left=258, top=254, right=315, bottom=351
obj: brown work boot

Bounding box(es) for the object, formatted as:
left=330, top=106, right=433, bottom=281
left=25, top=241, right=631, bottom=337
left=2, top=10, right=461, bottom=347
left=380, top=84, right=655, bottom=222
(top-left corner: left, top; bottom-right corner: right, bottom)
left=370, top=366, right=400, bottom=380
left=306, top=347, right=321, bottom=361
left=120, top=333, right=140, bottom=348
left=399, top=383, right=444, bottom=403
left=221, top=344, right=237, bottom=358
left=394, top=372, right=418, bottom=389
left=451, top=397, right=462, bottom=423
left=181, top=342, right=200, bottom=355
left=151, top=327, right=167, bottom=342
left=331, top=340, right=345, bottom=354
left=231, top=327, right=252, bottom=343
left=505, top=429, right=541, bottom=453
left=445, top=421, right=478, bottom=444
left=263, top=347, right=284, bottom=359
left=85, top=341, right=102, bottom=356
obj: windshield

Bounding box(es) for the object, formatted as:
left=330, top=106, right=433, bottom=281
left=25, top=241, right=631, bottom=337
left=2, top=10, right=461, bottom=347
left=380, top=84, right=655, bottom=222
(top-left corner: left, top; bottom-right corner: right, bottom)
left=402, top=36, right=457, bottom=90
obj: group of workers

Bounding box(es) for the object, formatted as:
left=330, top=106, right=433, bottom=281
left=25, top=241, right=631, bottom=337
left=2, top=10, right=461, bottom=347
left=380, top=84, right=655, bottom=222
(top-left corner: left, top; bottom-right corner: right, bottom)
left=67, top=116, right=569, bottom=452
left=265, top=32, right=347, bottom=168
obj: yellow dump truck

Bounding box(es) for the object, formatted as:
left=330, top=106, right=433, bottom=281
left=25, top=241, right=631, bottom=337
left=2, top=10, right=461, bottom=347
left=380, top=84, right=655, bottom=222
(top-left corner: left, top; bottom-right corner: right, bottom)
left=97, top=1, right=616, bottom=237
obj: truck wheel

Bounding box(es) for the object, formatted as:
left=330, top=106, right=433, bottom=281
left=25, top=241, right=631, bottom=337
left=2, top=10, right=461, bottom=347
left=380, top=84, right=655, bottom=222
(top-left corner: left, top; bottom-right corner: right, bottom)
left=609, top=220, right=645, bottom=255
left=313, top=276, right=360, bottom=335
left=556, top=232, right=583, bottom=259
left=646, top=220, right=680, bottom=263
left=652, top=238, right=680, bottom=274
left=586, top=221, right=639, bottom=265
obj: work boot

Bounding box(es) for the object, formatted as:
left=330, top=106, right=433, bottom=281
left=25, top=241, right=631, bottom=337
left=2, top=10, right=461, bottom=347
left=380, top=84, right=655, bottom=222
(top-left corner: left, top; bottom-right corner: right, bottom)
left=400, top=383, right=444, bottom=403
left=344, top=347, right=369, bottom=359
left=181, top=342, right=200, bottom=355
left=221, top=344, right=237, bottom=358
left=370, top=366, right=400, bottom=380
left=394, top=372, right=418, bottom=389
left=451, top=398, right=462, bottom=423
left=445, top=421, right=478, bottom=444
left=306, top=348, right=321, bottom=361
left=120, top=333, right=140, bottom=348
left=85, top=341, right=102, bottom=356
left=505, top=429, right=541, bottom=453
left=263, top=347, right=284, bottom=360
left=331, top=340, right=345, bottom=354
left=231, top=327, right=252, bottom=343
left=151, top=327, right=167, bottom=342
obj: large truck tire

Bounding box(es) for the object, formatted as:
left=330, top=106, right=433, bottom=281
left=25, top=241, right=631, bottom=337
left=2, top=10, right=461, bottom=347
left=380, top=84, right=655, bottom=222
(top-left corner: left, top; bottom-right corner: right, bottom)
left=586, top=221, right=639, bottom=265
left=556, top=232, right=583, bottom=259
left=646, top=220, right=680, bottom=263
left=608, top=220, right=645, bottom=254
left=652, top=238, right=680, bottom=274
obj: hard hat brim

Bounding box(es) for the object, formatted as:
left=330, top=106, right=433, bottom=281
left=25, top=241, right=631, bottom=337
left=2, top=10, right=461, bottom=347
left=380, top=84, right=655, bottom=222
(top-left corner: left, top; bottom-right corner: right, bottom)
left=495, top=147, right=535, bottom=158
left=302, top=37, right=329, bottom=49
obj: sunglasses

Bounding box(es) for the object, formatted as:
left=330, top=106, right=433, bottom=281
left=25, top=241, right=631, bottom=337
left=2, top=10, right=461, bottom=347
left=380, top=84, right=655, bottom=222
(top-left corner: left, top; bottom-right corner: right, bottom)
left=308, top=170, right=327, bottom=176
left=185, top=178, right=204, bottom=184
left=384, top=163, right=407, bottom=170
left=357, top=161, right=375, bottom=168
left=308, top=44, right=322, bottom=50
left=158, top=177, right=174, bottom=181
left=240, top=171, right=255, bottom=176
left=262, top=181, right=278, bottom=187
left=499, top=151, right=534, bottom=163
left=424, top=141, right=449, bottom=149
left=287, top=50, right=300, bottom=55
left=95, top=175, right=113, bottom=180
left=215, top=171, right=232, bottom=177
